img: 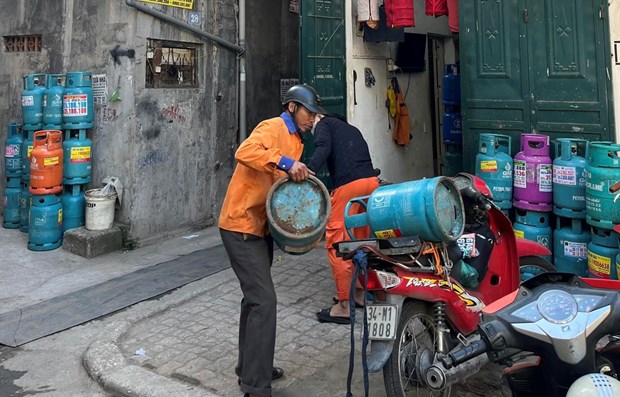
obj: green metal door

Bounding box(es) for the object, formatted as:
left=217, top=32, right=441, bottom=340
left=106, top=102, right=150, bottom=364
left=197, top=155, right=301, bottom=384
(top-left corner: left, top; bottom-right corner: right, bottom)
left=460, top=0, right=613, bottom=171
left=300, top=0, right=346, bottom=116
left=299, top=0, right=346, bottom=190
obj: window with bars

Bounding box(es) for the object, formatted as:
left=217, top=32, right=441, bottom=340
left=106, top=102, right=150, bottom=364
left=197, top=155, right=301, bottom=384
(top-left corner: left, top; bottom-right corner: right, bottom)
left=146, top=39, right=198, bottom=88
left=4, top=35, right=42, bottom=52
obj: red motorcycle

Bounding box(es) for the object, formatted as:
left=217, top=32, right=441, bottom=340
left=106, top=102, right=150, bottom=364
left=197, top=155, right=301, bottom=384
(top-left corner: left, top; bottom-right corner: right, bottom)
left=336, top=173, right=553, bottom=397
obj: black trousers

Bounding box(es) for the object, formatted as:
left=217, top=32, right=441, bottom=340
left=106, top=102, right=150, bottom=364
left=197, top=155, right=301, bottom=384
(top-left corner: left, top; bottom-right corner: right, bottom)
left=220, top=228, right=275, bottom=397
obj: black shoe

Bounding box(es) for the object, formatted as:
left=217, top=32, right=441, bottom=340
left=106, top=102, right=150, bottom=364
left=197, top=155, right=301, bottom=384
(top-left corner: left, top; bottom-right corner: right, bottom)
left=237, top=367, right=284, bottom=385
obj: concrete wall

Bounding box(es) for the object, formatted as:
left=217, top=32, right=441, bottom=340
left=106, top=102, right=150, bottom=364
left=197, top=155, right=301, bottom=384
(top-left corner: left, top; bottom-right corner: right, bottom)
left=345, top=0, right=454, bottom=184
left=610, top=0, right=620, bottom=141
left=0, top=0, right=239, bottom=245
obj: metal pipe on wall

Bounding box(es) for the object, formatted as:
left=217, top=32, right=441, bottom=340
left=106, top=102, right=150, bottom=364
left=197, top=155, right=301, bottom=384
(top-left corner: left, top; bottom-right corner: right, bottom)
left=239, top=0, right=247, bottom=141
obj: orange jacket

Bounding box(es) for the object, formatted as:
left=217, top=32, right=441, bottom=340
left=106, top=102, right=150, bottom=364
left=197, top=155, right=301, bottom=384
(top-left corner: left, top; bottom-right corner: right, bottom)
left=219, top=116, right=303, bottom=236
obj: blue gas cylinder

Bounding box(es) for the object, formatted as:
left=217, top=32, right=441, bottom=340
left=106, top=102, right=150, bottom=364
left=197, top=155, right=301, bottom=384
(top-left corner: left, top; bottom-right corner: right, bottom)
left=585, top=142, right=620, bottom=229
left=63, top=72, right=94, bottom=129
left=3, top=177, right=21, bottom=229
left=587, top=226, right=619, bottom=279
left=553, top=138, right=588, bottom=218
left=28, top=194, right=63, bottom=251
left=553, top=217, right=590, bottom=277
left=63, top=129, right=92, bottom=184
left=442, top=106, right=462, bottom=143
left=475, top=133, right=513, bottom=210
left=443, top=143, right=463, bottom=177
left=4, top=123, right=23, bottom=178
left=344, top=177, right=465, bottom=242
left=61, top=184, right=85, bottom=232
left=513, top=208, right=553, bottom=258
left=615, top=225, right=620, bottom=280
left=43, top=74, right=65, bottom=128
left=21, top=74, right=46, bottom=130
left=442, top=64, right=461, bottom=105
left=19, top=179, right=31, bottom=233
left=20, top=130, right=34, bottom=180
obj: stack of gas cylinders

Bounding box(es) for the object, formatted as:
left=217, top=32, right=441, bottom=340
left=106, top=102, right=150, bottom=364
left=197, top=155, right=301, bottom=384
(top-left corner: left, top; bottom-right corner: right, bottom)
left=2, top=72, right=93, bottom=251
left=441, top=64, right=463, bottom=176
left=475, top=133, right=620, bottom=279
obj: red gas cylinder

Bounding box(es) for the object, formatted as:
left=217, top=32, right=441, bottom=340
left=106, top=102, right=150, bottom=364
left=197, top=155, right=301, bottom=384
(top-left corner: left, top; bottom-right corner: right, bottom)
left=30, top=130, right=63, bottom=195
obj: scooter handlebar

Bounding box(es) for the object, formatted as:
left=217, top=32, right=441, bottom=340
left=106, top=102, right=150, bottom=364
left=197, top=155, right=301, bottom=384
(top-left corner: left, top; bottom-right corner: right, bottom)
left=441, top=339, right=489, bottom=369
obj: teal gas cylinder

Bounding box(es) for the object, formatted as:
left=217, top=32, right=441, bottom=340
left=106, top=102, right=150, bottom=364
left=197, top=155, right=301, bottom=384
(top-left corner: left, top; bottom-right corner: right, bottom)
left=513, top=208, right=553, bottom=258
left=63, top=129, right=92, bottom=184
left=4, top=123, right=23, bottom=178
left=553, top=138, right=588, bottom=218
left=20, top=130, right=34, bottom=181
left=344, top=177, right=465, bottom=242
left=585, top=142, right=620, bottom=229
left=61, top=184, right=85, bottom=232
left=587, top=226, right=619, bottom=279
left=442, top=106, right=462, bottom=143
left=28, top=194, right=63, bottom=251
left=475, top=133, right=513, bottom=210
left=2, top=177, right=21, bottom=229
left=21, top=74, right=46, bottom=130
left=266, top=175, right=331, bottom=255
left=615, top=225, right=620, bottom=280
left=443, top=142, right=463, bottom=177
left=19, top=179, right=31, bottom=233
left=553, top=217, right=591, bottom=277
left=42, top=74, right=65, bottom=128
left=63, top=72, right=94, bottom=129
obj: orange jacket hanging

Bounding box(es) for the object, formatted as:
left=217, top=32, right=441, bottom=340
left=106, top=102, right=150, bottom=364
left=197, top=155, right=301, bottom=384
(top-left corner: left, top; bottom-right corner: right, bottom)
left=392, top=90, right=411, bottom=145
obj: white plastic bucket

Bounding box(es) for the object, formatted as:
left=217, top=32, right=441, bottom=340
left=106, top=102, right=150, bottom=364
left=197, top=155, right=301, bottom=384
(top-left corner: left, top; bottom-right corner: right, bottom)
left=84, top=188, right=117, bottom=230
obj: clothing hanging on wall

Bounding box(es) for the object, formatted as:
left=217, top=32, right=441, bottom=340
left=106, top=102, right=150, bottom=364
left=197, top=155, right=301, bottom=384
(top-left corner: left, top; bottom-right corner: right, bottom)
left=426, top=0, right=448, bottom=17
left=389, top=77, right=411, bottom=146
left=447, top=0, right=459, bottom=32
left=357, top=0, right=380, bottom=29
left=384, top=0, right=415, bottom=28
left=363, top=5, right=405, bottom=43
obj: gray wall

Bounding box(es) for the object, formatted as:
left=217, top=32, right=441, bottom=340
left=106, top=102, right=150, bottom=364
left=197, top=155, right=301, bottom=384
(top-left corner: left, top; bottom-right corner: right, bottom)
left=1, top=0, right=302, bottom=245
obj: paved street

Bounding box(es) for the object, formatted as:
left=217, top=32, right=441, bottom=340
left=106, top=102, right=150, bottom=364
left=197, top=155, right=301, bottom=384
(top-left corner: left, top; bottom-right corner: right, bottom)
left=0, top=226, right=509, bottom=397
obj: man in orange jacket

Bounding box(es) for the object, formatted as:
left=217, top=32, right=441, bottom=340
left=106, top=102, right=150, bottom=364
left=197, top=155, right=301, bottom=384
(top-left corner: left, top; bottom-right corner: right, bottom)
left=219, top=84, right=324, bottom=397
left=307, top=114, right=378, bottom=324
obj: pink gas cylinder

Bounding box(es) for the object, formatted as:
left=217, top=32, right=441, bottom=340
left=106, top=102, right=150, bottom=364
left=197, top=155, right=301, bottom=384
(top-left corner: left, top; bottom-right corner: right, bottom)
left=513, top=133, right=553, bottom=211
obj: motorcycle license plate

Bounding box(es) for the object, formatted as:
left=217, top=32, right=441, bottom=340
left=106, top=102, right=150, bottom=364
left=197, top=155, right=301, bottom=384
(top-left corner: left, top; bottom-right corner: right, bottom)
left=366, top=304, right=398, bottom=340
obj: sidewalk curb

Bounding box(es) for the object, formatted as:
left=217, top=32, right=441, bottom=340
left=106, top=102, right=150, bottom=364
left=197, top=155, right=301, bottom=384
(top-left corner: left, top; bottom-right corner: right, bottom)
left=82, top=274, right=227, bottom=397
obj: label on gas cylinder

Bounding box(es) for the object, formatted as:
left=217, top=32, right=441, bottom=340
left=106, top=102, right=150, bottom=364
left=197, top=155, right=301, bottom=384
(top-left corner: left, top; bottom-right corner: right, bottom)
left=564, top=241, right=588, bottom=258
left=58, top=208, right=63, bottom=224
left=588, top=252, right=611, bottom=278
left=514, top=230, right=525, bottom=239
left=44, top=156, right=59, bottom=166
left=513, top=160, right=527, bottom=188
left=538, top=164, right=553, bottom=192
left=374, top=229, right=403, bottom=239
left=553, top=165, right=577, bottom=186
left=63, top=94, right=88, bottom=117
left=22, top=95, right=34, bottom=107
left=5, top=144, right=19, bottom=157
left=70, top=147, right=91, bottom=163
left=27, top=145, right=33, bottom=158
left=479, top=160, right=498, bottom=172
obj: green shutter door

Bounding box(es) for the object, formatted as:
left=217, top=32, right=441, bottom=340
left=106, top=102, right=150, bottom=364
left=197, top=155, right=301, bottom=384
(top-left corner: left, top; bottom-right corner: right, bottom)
left=300, top=0, right=346, bottom=116
left=461, top=0, right=613, bottom=172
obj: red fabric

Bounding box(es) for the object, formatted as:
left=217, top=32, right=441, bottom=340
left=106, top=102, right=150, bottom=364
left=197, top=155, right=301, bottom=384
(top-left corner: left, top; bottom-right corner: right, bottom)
left=384, top=0, right=415, bottom=28
left=447, top=0, right=459, bottom=32
left=426, top=0, right=448, bottom=17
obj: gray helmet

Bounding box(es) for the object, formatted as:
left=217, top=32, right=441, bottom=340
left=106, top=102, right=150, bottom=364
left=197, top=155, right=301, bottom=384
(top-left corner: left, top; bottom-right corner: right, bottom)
left=282, top=84, right=325, bottom=114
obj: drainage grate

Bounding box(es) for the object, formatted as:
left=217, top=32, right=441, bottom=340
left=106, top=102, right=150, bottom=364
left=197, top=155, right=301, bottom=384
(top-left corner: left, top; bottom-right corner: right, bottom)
left=4, top=35, right=42, bottom=52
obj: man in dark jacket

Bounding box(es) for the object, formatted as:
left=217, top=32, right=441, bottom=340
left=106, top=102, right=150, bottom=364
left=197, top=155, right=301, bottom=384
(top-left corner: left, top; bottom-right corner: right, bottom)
left=308, top=114, right=379, bottom=324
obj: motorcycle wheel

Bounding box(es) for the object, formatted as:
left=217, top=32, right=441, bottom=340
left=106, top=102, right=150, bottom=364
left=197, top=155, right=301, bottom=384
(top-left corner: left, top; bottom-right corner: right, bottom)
left=519, top=256, right=555, bottom=282
left=383, top=301, right=456, bottom=397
